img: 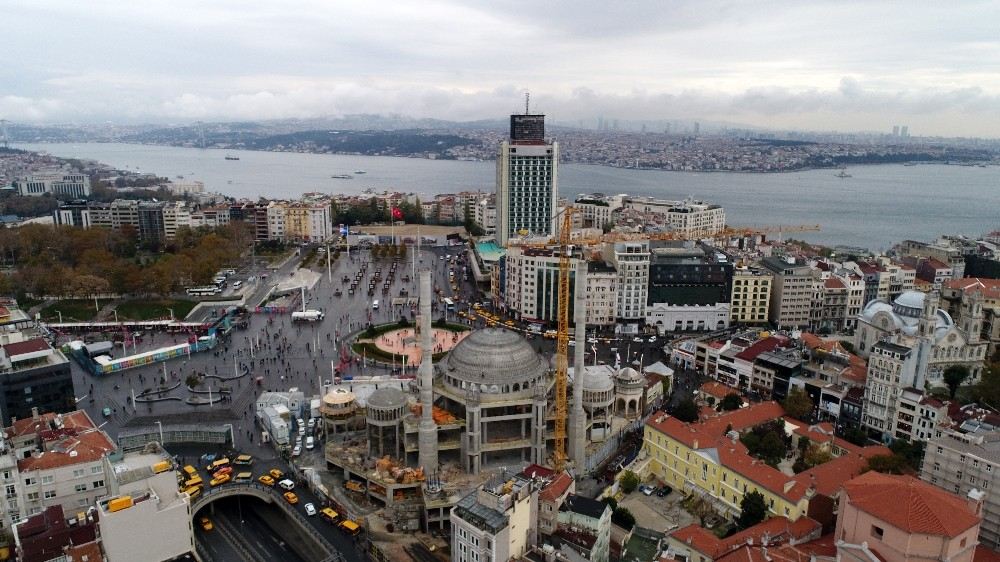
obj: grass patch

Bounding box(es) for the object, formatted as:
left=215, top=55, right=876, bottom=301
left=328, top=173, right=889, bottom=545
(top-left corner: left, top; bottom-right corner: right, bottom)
left=13, top=296, right=44, bottom=311
left=115, top=299, right=197, bottom=321
left=40, top=299, right=106, bottom=322
left=352, top=342, right=447, bottom=363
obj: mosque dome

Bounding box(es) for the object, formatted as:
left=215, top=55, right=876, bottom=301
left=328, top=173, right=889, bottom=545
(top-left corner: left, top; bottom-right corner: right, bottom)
left=581, top=368, right=615, bottom=393
left=615, top=367, right=642, bottom=382
left=367, top=387, right=407, bottom=410
left=323, top=388, right=356, bottom=406
left=439, top=328, right=547, bottom=391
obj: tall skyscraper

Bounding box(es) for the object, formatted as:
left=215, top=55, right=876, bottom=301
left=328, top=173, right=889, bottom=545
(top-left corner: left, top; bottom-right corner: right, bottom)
left=496, top=112, right=558, bottom=245
left=892, top=125, right=900, bottom=137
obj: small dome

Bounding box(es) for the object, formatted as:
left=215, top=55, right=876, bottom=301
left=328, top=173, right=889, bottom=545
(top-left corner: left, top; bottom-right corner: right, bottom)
left=442, top=328, right=546, bottom=386
left=582, top=369, right=615, bottom=393
left=367, top=387, right=406, bottom=410
left=616, top=367, right=642, bottom=382
left=323, top=388, right=356, bottom=406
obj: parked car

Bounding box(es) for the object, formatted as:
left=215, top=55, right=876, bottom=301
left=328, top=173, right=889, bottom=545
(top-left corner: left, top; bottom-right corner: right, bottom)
left=640, top=484, right=654, bottom=496
left=656, top=486, right=673, bottom=497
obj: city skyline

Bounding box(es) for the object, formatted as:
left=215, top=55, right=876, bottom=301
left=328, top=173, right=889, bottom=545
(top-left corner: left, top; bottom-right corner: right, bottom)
left=3, top=1, right=1000, bottom=137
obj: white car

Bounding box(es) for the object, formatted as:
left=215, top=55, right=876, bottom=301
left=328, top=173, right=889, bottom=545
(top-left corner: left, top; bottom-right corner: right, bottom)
left=292, top=445, right=302, bottom=457
left=304, top=503, right=317, bottom=516
left=307, top=418, right=316, bottom=429
left=568, top=340, right=575, bottom=346
left=633, top=337, right=643, bottom=343
left=648, top=336, right=657, bottom=343
left=587, top=337, right=598, bottom=344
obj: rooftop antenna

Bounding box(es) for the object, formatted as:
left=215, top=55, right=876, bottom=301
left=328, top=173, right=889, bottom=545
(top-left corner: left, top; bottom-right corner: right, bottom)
left=525, top=91, right=530, bottom=115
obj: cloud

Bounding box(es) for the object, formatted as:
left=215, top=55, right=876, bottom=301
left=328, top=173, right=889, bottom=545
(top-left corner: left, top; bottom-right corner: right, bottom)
left=2, top=0, right=1000, bottom=136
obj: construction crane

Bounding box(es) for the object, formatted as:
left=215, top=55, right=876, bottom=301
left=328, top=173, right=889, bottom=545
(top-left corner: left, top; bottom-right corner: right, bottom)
left=552, top=207, right=576, bottom=472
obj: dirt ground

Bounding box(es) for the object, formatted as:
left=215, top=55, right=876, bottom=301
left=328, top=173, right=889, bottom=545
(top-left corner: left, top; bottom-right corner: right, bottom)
left=618, top=488, right=695, bottom=534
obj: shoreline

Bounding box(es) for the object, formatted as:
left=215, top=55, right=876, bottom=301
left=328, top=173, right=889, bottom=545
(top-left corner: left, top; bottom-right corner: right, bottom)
left=21, top=141, right=992, bottom=175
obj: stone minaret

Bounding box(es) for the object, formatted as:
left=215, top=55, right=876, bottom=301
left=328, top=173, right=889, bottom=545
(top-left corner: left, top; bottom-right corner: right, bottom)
left=417, top=270, right=439, bottom=472
left=569, top=259, right=587, bottom=470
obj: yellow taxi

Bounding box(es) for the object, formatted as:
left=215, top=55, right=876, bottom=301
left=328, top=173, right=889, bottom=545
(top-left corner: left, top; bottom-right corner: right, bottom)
left=283, top=491, right=299, bottom=505
left=269, top=468, right=284, bottom=480
left=258, top=474, right=275, bottom=487
left=209, top=473, right=231, bottom=487
left=199, top=516, right=213, bottom=531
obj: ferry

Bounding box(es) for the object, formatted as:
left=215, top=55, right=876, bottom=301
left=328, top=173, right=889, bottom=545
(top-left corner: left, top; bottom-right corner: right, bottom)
left=331, top=174, right=353, bottom=179
left=354, top=170, right=366, bottom=174
left=224, top=155, right=240, bottom=161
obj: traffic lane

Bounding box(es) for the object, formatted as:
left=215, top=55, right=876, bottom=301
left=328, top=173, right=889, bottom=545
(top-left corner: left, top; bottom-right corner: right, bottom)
left=215, top=497, right=307, bottom=562
left=278, top=474, right=364, bottom=562
left=195, top=517, right=245, bottom=562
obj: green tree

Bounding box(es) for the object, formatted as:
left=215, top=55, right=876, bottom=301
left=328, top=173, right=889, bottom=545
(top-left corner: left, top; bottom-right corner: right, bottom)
left=611, top=507, right=636, bottom=530
left=974, top=361, right=1000, bottom=408
left=720, top=393, right=742, bottom=411
left=738, top=491, right=767, bottom=529
left=865, top=454, right=908, bottom=474
left=758, top=432, right=786, bottom=465
left=661, top=378, right=671, bottom=398
left=943, top=365, right=971, bottom=400
left=619, top=470, right=640, bottom=494
left=803, top=443, right=833, bottom=467
left=673, top=398, right=699, bottom=423
left=782, top=387, right=814, bottom=421
left=600, top=496, right=618, bottom=511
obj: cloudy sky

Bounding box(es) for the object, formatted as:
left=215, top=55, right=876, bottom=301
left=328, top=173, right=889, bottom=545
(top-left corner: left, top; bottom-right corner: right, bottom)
left=3, top=0, right=1000, bottom=136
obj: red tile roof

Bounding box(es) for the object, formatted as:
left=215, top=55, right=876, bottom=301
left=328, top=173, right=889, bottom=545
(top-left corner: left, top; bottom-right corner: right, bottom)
left=700, top=381, right=741, bottom=400
left=975, top=546, right=1000, bottom=562
left=647, top=402, right=786, bottom=449
left=736, top=336, right=790, bottom=362
left=676, top=517, right=822, bottom=562
left=2, top=338, right=51, bottom=358
left=824, top=277, right=846, bottom=290
left=522, top=464, right=555, bottom=479
left=538, top=472, right=574, bottom=502
left=843, top=471, right=980, bottom=537
left=945, top=277, right=1000, bottom=300
left=15, top=411, right=115, bottom=472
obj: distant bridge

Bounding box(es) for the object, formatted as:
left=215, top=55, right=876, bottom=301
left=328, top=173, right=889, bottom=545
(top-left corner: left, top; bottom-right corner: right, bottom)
left=193, top=481, right=344, bottom=562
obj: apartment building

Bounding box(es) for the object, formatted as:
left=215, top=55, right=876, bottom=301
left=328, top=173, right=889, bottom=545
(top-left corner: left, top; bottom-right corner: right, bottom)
left=624, top=196, right=726, bottom=237
left=553, top=495, right=611, bottom=562
left=573, top=194, right=623, bottom=231
left=14, top=173, right=91, bottom=198
left=762, top=257, right=817, bottom=329
left=942, top=278, right=1000, bottom=359
left=604, top=240, right=649, bottom=323
left=585, top=261, right=618, bottom=327
left=451, top=470, right=539, bottom=562
left=499, top=248, right=615, bottom=326
left=921, top=430, right=1000, bottom=549
left=900, top=238, right=967, bottom=280
left=861, top=340, right=922, bottom=436
left=7, top=410, right=115, bottom=522
left=730, top=267, right=772, bottom=325
left=474, top=196, right=497, bottom=236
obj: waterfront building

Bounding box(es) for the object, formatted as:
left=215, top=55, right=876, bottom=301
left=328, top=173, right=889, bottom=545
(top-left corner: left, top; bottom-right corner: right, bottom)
left=14, top=173, right=90, bottom=198
left=496, top=113, right=558, bottom=246
left=624, top=196, right=726, bottom=237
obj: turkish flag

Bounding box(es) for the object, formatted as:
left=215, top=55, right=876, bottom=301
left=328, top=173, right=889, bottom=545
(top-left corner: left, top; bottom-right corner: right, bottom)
left=391, top=207, right=403, bottom=220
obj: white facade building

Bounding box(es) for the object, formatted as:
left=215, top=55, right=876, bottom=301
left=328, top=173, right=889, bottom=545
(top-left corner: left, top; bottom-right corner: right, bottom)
left=604, top=240, right=649, bottom=322
left=647, top=302, right=731, bottom=334
left=624, top=196, right=726, bottom=236
left=14, top=173, right=91, bottom=198
left=496, top=114, right=558, bottom=246
left=451, top=471, right=538, bottom=562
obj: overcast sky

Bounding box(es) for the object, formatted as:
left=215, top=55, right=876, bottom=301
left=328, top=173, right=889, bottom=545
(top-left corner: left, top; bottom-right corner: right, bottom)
left=3, top=0, right=1000, bottom=136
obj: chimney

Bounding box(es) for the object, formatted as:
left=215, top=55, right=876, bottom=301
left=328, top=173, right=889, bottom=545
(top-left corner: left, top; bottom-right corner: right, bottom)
left=31, top=407, right=40, bottom=421
left=967, top=489, right=986, bottom=517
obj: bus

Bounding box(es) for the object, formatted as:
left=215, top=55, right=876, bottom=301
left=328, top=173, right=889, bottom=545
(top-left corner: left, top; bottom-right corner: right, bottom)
left=187, top=286, right=220, bottom=297
left=443, top=298, right=455, bottom=311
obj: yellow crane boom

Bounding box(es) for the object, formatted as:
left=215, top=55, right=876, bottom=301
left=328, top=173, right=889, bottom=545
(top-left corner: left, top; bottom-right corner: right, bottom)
left=552, top=208, right=575, bottom=472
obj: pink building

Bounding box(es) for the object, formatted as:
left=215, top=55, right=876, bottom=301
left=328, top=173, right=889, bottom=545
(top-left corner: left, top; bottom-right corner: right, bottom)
left=835, top=471, right=982, bottom=562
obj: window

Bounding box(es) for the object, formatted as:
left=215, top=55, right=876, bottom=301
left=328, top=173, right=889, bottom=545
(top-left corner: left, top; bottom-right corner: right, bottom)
left=74, top=484, right=87, bottom=493
left=43, top=490, right=56, bottom=499
left=91, top=466, right=102, bottom=474
left=872, top=526, right=884, bottom=540
left=41, top=475, right=54, bottom=484
left=26, top=492, right=38, bottom=501
left=92, top=480, right=104, bottom=489
left=24, top=478, right=36, bottom=486
left=73, top=468, right=85, bottom=478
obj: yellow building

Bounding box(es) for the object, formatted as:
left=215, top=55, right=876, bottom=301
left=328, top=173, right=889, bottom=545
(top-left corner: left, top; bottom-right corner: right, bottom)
left=730, top=267, right=773, bottom=324
left=642, top=402, right=888, bottom=524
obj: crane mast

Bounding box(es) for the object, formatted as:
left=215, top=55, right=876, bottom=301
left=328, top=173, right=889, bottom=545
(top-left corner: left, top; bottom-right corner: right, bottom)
left=553, top=208, right=575, bottom=471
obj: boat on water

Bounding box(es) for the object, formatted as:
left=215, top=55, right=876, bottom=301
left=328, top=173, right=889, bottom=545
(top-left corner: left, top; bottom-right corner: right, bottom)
left=835, top=168, right=852, bottom=178
left=225, top=155, right=240, bottom=161
left=903, top=162, right=917, bottom=167
left=331, top=174, right=353, bottom=179
left=354, top=170, right=366, bottom=174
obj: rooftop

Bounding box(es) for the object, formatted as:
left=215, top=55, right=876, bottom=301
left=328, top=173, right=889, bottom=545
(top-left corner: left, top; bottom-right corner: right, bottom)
left=14, top=411, right=116, bottom=472
left=560, top=494, right=607, bottom=520
left=843, top=471, right=980, bottom=537
left=538, top=471, right=574, bottom=503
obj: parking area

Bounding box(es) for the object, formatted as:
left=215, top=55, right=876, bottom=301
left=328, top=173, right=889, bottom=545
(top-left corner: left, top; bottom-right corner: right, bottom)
left=618, top=487, right=695, bottom=534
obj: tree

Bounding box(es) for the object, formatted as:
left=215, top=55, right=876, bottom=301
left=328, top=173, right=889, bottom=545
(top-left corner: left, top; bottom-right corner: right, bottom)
left=600, top=497, right=618, bottom=511
left=782, top=387, right=814, bottom=421
left=865, top=454, right=908, bottom=474
left=619, top=470, right=640, bottom=494
left=758, top=432, right=786, bottom=466
left=673, top=398, right=699, bottom=423
left=738, top=491, right=767, bottom=529
left=803, top=443, right=833, bottom=467
left=661, top=378, right=671, bottom=398
left=974, top=361, right=1000, bottom=408
left=720, top=393, right=742, bottom=411
left=611, top=507, right=636, bottom=530
left=943, top=365, right=971, bottom=400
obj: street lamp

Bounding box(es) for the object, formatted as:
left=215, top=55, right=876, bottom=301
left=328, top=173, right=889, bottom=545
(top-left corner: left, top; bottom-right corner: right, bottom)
left=155, top=420, right=164, bottom=445
left=168, top=308, right=174, bottom=322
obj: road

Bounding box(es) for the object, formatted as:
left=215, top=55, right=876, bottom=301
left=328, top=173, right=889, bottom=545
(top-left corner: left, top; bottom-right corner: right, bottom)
left=198, top=497, right=307, bottom=562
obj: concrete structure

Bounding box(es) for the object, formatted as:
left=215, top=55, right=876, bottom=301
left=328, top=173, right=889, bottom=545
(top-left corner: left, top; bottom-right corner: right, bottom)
left=417, top=269, right=439, bottom=473
left=762, top=256, right=817, bottom=329
left=14, top=173, right=90, bottom=198
left=569, top=365, right=615, bottom=441
left=0, top=335, right=76, bottom=426
left=861, top=340, right=924, bottom=438
left=585, top=261, right=618, bottom=326
left=647, top=302, right=730, bottom=334
left=450, top=470, right=539, bottom=562
left=496, top=113, right=558, bottom=245
left=570, top=260, right=587, bottom=470
left=538, top=471, right=575, bottom=537
left=835, top=471, right=982, bottom=562
left=99, top=443, right=194, bottom=561
left=367, top=387, right=407, bottom=459
left=614, top=367, right=645, bottom=420
left=921, top=430, right=1000, bottom=549
left=730, top=266, right=772, bottom=325
left=319, top=387, right=358, bottom=434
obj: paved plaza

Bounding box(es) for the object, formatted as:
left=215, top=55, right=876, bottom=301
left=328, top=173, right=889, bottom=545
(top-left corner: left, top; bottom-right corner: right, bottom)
left=364, top=326, right=470, bottom=364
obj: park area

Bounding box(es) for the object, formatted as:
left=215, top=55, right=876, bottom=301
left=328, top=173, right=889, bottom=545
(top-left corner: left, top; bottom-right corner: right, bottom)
left=38, top=298, right=196, bottom=322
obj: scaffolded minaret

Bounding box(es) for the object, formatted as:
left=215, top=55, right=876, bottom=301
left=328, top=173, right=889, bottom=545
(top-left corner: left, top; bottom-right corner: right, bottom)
left=570, top=260, right=587, bottom=470
left=417, top=270, right=439, bottom=472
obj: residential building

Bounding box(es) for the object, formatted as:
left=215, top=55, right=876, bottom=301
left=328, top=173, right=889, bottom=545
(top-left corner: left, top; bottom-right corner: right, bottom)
left=552, top=495, right=611, bottom=562
left=730, top=267, right=772, bottom=325
left=585, top=261, right=618, bottom=326
left=474, top=196, right=497, bottom=236
left=499, top=247, right=582, bottom=324
left=0, top=334, right=76, bottom=427
left=646, top=241, right=733, bottom=334
left=942, top=278, right=1000, bottom=360
left=624, top=196, right=726, bottom=237
left=666, top=516, right=822, bottom=562
left=894, top=388, right=948, bottom=442
left=99, top=444, right=194, bottom=561
left=835, top=471, right=982, bottom=562
left=283, top=202, right=334, bottom=242
left=573, top=194, right=623, bottom=231
left=604, top=240, right=650, bottom=323
left=13, top=505, right=101, bottom=562
left=8, top=410, right=115, bottom=520
left=716, top=336, right=791, bottom=391
left=762, top=257, right=817, bottom=329
left=921, top=430, right=1000, bottom=549
left=538, top=471, right=575, bottom=537
left=861, top=340, right=923, bottom=437
left=14, top=173, right=90, bottom=198
left=900, top=238, right=967, bottom=280
left=451, top=470, right=539, bottom=562
left=496, top=113, right=558, bottom=245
